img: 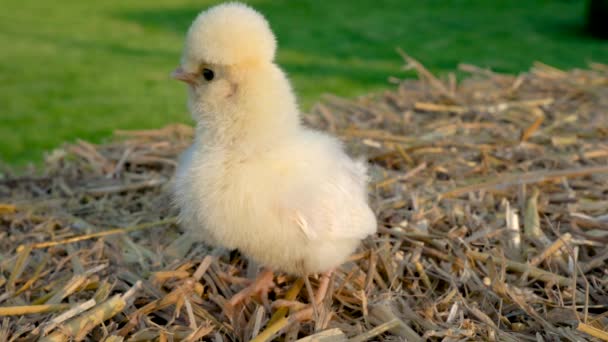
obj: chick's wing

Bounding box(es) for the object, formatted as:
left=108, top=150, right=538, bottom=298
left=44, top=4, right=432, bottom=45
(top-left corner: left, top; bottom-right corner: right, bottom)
left=280, top=156, right=377, bottom=241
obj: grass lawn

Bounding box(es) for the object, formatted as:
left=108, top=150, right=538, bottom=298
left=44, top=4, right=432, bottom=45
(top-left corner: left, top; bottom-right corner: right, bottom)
left=1, top=0, right=606, bottom=166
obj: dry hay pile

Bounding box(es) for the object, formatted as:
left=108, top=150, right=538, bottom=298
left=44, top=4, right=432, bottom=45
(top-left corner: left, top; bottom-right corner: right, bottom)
left=1, top=54, right=608, bottom=341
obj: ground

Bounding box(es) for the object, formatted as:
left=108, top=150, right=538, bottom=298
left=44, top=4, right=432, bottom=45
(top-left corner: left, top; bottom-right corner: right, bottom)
left=2, top=63, right=606, bottom=341
left=1, top=0, right=607, bottom=165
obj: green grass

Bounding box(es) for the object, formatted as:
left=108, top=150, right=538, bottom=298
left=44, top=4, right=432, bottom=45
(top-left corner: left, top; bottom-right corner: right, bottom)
left=1, top=0, right=606, bottom=165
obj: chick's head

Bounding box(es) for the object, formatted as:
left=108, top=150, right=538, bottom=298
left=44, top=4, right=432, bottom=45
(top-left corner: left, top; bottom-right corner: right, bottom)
left=182, top=2, right=275, bottom=68
left=173, top=3, right=294, bottom=123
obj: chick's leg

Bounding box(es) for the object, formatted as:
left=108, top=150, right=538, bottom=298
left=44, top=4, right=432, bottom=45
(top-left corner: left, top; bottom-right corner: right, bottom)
left=313, top=270, right=332, bottom=304
left=228, top=268, right=275, bottom=308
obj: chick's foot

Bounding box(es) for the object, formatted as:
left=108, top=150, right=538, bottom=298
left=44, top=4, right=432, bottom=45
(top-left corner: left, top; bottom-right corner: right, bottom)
left=276, top=270, right=334, bottom=323
left=227, top=268, right=275, bottom=309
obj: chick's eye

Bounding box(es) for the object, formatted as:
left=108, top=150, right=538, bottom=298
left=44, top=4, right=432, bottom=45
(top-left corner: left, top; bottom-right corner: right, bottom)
left=202, top=68, right=214, bottom=81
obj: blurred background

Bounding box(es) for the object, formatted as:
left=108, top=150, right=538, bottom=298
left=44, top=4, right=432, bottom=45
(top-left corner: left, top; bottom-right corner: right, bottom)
left=1, top=0, right=606, bottom=166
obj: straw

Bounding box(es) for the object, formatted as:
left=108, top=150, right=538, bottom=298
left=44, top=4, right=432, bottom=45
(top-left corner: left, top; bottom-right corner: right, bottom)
left=1, top=55, right=606, bottom=340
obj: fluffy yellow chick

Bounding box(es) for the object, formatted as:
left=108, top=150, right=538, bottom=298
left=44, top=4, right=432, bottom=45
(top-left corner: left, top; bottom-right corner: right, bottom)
left=172, top=2, right=377, bottom=310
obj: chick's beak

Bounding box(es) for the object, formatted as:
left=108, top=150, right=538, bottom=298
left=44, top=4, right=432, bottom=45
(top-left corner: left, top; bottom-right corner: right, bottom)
left=172, top=67, right=198, bottom=86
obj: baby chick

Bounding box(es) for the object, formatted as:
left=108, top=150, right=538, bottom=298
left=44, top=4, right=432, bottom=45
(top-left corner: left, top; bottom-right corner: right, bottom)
left=172, top=2, right=377, bottom=312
